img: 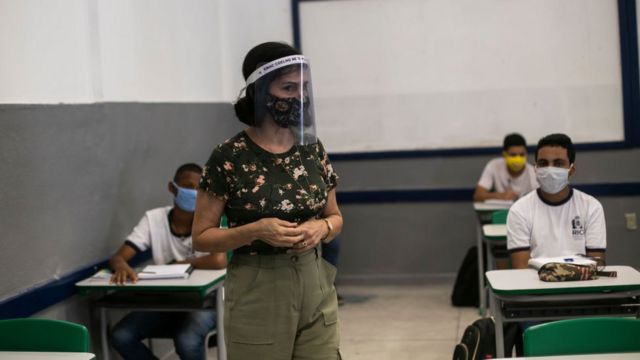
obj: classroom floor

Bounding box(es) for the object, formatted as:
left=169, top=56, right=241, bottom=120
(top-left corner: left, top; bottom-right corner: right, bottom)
left=205, top=278, right=478, bottom=360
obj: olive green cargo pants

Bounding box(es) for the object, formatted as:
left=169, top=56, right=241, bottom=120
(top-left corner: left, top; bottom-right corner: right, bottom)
left=224, top=247, right=341, bottom=360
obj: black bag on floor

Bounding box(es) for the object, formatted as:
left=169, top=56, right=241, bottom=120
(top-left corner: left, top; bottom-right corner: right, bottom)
left=451, top=246, right=480, bottom=307
left=452, top=318, right=523, bottom=359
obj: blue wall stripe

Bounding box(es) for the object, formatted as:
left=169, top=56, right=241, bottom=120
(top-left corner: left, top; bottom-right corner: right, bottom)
left=330, top=141, right=632, bottom=161
left=0, top=250, right=150, bottom=320
left=336, top=182, right=640, bottom=204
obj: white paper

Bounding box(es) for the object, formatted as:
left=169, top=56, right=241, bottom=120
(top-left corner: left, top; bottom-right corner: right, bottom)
left=528, top=256, right=596, bottom=270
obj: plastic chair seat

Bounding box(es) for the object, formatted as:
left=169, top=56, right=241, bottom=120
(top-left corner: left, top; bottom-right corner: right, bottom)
left=523, top=317, right=640, bottom=356
left=0, top=318, right=90, bottom=352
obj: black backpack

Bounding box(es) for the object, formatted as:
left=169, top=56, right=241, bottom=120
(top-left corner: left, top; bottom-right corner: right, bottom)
left=452, top=318, right=522, bottom=359
left=451, top=246, right=482, bottom=307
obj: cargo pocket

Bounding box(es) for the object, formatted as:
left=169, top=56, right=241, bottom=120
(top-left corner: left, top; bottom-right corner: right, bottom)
left=321, top=304, right=338, bottom=326
left=226, top=264, right=275, bottom=345
left=317, top=258, right=337, bottom=296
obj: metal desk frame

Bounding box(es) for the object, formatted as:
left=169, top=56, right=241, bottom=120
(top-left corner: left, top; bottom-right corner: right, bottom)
left=473, top=201, right=512, bottom=316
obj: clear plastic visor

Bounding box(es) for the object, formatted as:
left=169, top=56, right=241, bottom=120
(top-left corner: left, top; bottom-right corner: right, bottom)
left=249, top=56, right=317, bottom=145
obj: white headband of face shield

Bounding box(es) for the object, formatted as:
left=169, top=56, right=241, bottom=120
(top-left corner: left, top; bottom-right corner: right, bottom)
left=245, top=55, right=308, bottom=86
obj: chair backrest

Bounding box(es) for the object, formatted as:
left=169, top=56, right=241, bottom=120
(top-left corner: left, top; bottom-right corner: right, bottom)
left=0, top=318, right=90, bottom=352
left=524, top=317, right=640, bottom=356
left=491, top=210, right=508, bottom=224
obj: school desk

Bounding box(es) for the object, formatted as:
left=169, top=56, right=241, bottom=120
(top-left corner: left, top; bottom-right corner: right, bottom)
left=0, top=352, right=95, bottom=360
left=486, top=266, right=640, bottom=358
left=76, top=269, right=226, bottom=360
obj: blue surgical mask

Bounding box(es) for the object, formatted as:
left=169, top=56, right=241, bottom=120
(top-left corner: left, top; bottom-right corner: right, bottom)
left=173, top=182, right=197, bottom=212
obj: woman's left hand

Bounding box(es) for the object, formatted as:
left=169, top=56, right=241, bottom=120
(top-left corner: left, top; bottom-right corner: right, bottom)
left=288, top=219, right=328, bottom=253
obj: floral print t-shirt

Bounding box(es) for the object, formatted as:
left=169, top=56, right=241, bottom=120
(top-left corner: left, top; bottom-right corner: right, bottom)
left=199, top=131, right=338, bottom=233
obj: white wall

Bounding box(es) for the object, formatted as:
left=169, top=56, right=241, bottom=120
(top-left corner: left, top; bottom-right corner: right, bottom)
left=0, top=0, right=96, bottom=103
left=0, top=0, right=293, bottom=104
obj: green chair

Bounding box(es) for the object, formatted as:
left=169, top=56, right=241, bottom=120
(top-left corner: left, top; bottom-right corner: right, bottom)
left=524, top=317, right=640, bottom=356
left=0, top=318, right=90, bottom=352
left=491, top=209, right=508, bottom=224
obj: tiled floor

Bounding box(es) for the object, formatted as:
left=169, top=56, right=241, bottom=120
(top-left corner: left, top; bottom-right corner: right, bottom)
left=336, top=282, right=478, bottom=360
left=206, top=279, right=480, bottom=360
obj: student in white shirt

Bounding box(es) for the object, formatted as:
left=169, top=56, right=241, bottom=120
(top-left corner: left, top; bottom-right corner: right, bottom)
left=474, top=133, right=538, bottom=202
left=507, top=134, right=606, bottom=269
left=108, top=163, right=227, bottom=360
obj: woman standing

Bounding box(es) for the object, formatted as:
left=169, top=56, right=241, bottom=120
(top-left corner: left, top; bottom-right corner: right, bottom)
left=192, top=42, right=343, bottom=359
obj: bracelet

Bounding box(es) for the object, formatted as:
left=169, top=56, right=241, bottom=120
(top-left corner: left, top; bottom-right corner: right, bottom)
left=321, top=218, right=333, bottom=243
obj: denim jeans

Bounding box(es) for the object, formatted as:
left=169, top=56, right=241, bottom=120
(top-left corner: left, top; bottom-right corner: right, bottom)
left=110, top=311, right=216, bottom=360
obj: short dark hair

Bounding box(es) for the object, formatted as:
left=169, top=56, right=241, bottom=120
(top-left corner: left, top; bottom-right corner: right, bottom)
left=502, top=133, right=526, bottom=151
left=234, top=42, right=302, bottom=126
left=535, top=133, right=576, bottom=163
left=173, top=163, right=203, bottom=182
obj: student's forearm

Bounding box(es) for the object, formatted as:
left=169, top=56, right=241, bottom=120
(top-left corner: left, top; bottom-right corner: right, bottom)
left=474, top=187, right=497, bottom=202
left=510, top=251, right=530, bottom=269
left=586, top=251, right=605, bottom=262
left=193, top=222, right=262, bottom=252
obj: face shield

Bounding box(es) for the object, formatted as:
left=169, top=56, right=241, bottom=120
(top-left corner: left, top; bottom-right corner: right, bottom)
left=245, top=55, right=317, bottom=145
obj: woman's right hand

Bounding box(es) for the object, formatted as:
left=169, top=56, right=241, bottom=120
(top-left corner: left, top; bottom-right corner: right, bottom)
left=110, top=264, right=138, bottom=285
left=257, top=218, right=304, bottom=247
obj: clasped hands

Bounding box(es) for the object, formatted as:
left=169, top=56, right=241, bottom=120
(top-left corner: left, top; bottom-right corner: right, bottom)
left=258, top=217, right=328, bottom=253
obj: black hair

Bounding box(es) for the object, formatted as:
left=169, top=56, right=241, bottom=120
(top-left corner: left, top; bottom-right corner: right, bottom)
left=535, top=133, right=576, bottom=163
left=234, top=42, right=302, bottom=126
left=173, top=163, right=203, bottom=182
left=502, top=133, right=527, bottom=151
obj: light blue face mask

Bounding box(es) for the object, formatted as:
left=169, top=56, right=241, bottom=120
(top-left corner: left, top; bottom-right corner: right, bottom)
left=173, top=182, right=197, bottom=212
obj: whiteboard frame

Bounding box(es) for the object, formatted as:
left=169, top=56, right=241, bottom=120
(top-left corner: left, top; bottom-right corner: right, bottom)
left=291, top=0, right=640, bottom=160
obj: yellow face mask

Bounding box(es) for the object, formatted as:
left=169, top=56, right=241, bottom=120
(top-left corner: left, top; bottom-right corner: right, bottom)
left=504, top=153, right=526, bottom=172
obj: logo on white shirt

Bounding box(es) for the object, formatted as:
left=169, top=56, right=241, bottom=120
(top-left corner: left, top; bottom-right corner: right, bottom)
left=572, top=216, right=585, bottom=238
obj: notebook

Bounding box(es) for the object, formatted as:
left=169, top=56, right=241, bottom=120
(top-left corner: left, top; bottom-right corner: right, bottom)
left=528, top=256, right=596, bottom=270
left=138, top=264, right=194, bottom=280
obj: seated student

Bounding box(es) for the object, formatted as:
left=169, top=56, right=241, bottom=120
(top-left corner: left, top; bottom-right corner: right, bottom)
left=109, top=163, right=227, bottom=360
left=507, top=134, right=606, bottom=269
left=474, top=133, right=538, bottom=202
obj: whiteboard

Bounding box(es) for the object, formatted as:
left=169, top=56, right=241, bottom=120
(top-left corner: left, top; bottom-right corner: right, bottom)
left=299, top=0, right=624, bottom=153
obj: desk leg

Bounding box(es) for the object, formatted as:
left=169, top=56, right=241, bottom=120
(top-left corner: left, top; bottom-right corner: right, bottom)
left=100, top=307, right=110, bottom=360
left=217, top=286, right=226, bottom=360
left=476, top=221, right=486, bottom=316
left=486, top=243, right=494, bottom=272
left=490, top=292, right=505, bottom=358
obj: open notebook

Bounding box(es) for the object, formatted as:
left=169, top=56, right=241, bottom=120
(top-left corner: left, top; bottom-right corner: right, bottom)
left=138, top=264, right=194, bottom=280
left=528, top=256, right=596, bottom=270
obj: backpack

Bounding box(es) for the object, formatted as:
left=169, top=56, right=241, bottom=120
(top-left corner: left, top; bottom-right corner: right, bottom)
left=451, top=246, right=482, bottom=307
left=452, top=317, right=523, bottom=360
